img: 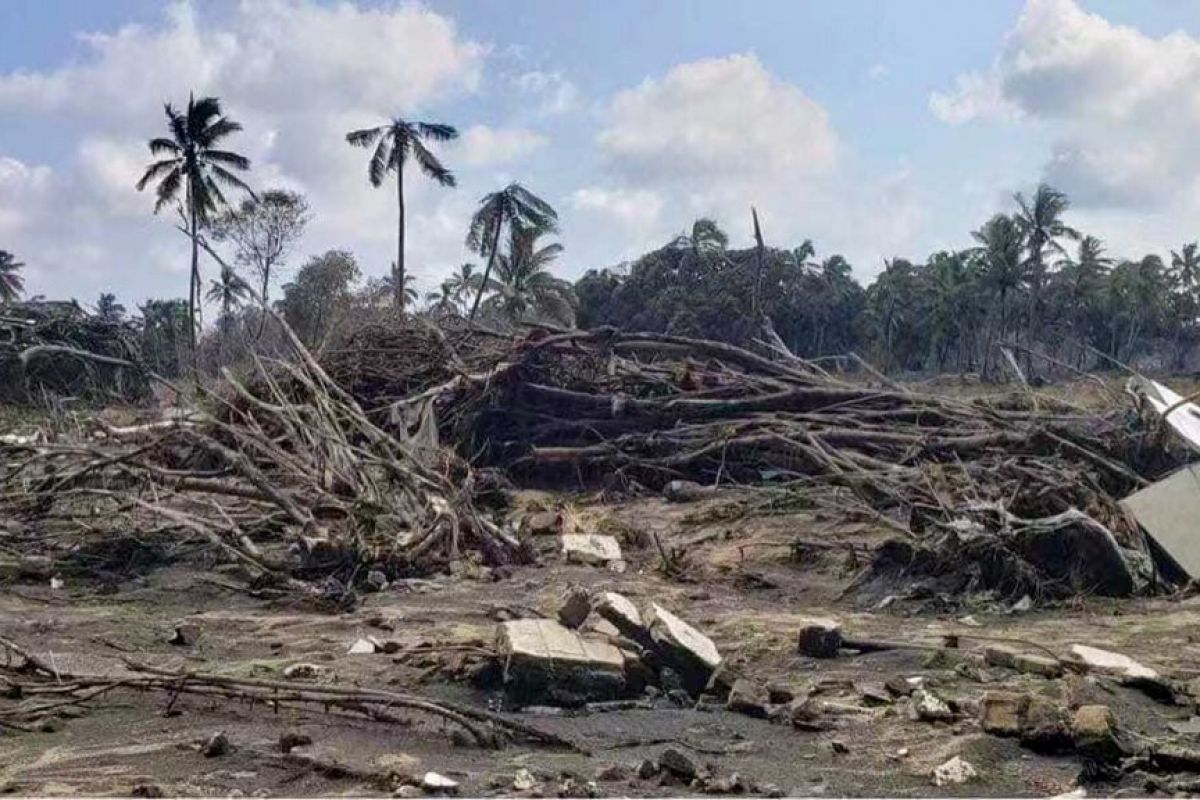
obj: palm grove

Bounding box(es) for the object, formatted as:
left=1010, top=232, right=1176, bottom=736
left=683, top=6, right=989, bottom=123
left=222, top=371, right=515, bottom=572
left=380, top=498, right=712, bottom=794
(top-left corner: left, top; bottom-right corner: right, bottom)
left=2, top=93, right=1199, bottom=378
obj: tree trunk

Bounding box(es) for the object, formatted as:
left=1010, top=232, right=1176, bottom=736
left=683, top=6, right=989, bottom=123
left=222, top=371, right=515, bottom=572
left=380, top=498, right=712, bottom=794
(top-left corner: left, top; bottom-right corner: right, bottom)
left=468, top=218, right=504, bottom=323
left=188, top=202, right=199, bottom=356
left=396, top=164, right=406, bottom=310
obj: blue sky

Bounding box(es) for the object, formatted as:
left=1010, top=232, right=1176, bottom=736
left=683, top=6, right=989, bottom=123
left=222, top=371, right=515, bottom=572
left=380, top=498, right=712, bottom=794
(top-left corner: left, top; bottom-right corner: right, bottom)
left=3, top=0, right=1200, bottom=308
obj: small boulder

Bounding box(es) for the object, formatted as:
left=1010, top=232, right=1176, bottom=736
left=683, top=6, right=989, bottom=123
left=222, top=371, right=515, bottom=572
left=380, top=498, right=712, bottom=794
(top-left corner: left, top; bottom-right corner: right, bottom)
left=646, top=603, right=722, bottom=692
left=1073, top=704, right=1128, bottom=762
left=796, top=618, right=842, bottom=659
left=1013, top=652, right=1063, bottom=679
left=595, top=763, right=629, bottom=782
left=522, top=510, right=561, bottom=536
left=364, top=569, right=388, bottom=592
left=636, top=759, right=659, bottom=779
left=561, top=534, right=623, bottom=567
left=658, top=747, right=698, bottom=781
left=283, top=662, right=326, bottom=680
left=279, top=730, right=312, bottom=753
left=980, top=691, right=1028, bottom=737
left=512, top=768, right=537, bottom=792
left=726, top=678, right=769, bottom=719
left=558, top=586, right=592, bottom=629
left=910, top=688, right=954, bottom=723
left=168, top=623, right=200, bottom=647
left=932, top=756, right=977, bottom=787
left=202, top=731, right=231, bottom=758
left=421, top=771, right=459, bottom=795
left=983, top=644, right=1019, bottom=669
left=1020, top=696, right=1073, bottom=753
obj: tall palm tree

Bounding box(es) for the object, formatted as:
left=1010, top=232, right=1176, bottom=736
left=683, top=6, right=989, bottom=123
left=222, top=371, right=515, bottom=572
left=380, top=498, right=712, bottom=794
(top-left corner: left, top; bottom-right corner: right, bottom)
left=96, top=292, right=126, bottom=321
left=1171, top=242, right=1200, bottom=296
left=0, top=250, right=25, bottom=304
left=972, top=213, right=1027, bottom=357
left=137, top=94, right=253, bottom=351
left=206, top=264, right=250, bottom=323
left=480, top=225, right=575, bottom=325
left=345, top=118, right=458, bottom=310
left=466, top=183, right=558, bottom=322
left=1013, top=184, right=1079, bottom=344
left=444, top=263, right=478, bottom=310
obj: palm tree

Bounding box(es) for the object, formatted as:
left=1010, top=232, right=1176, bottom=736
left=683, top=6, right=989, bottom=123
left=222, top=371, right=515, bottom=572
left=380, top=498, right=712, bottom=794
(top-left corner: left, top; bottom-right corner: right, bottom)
left=444, top=263, right=478, bottom=310
left=671, top=218, right=728, bottom=256
left=137, top=94, right=253, bottom=351
left=972, top=214, right=1026, bottom=371
left=1013, top=184, right=1079, bottom=346
left=0, top=250, right=25, bottom=304
left=1171, top=243, right=1200, bottom=296
left=96, top=293, right=126, bottom=321
left=206, top=264, right=250, bottom=323
left=345, top=118, right=458, bottom=310
left=480, top=225, right=575, bottom=325
left=466, top=183, right=558, bottom=322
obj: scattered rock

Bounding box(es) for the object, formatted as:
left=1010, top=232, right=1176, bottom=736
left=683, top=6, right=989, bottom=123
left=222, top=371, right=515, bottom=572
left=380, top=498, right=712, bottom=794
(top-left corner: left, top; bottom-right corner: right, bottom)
left=859, top=683, right=892, bottom=706
left=1068, top=644, right=1157, bottom=679
left=1020, top=695, right=1073, bottom=753
left=1073, top=705, right=1129, bottom=762
left=980, top=691, right=1028, bottom=737
left=726, top=678, right=769, bottom=719
left=168, top=623, right=200, bottom=647
left=636, top=759, right=659, bottom=780
left=704, top=773, right=744, bottom=794
left=421, top=772, right=459, bottom=795
left=593, top=592, right=646, bottom=641
left=522, top=510, right=561, bottom=536
left=754, top=782, right=784, bottom=798
left=202, top=731, right=231, bottom=758
left=279, top=730, right=312, bottom=753
left=983, top=644, right=1019, bottom=669
left=594, top=763, right=629, bottom=782
left=512, top=768, right=537, bottom=792
left=766, top=683, right=795, bottom=704
left=365, top=569, right=389, bottom=592
left=796, top=618, right=842, bottom=659
left=932, top=756, right=978, bottom=786
left=1011, top=594, right=1034, bottom=613
left=787, top=697, right=832, bottom=731
left=558, top=586, right=592, bottom=629
left=658, top=747, right=698, bottom=781
left=394, top=787, right=423, bottom=798
left=348, top=637, right=379, bottom=654
left=646, top=603, right=722, bottom=692
left=283, top=662, right=326, bottom=680
left=885, top=674, right=916, bottom=697
left=130, top=783, right=164, bottom=798
left=663, top=480, right=712, bottom=503
left=910, top=688, right=954, bottom=723
left=561, top=534, right=624, bottom=568
left=1013, top=652, right=1064, bottom=679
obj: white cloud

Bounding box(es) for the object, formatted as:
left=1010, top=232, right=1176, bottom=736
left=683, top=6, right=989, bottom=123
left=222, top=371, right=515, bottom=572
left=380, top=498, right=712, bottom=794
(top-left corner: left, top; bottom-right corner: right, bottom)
left=455, top=125, right=548, bottom=166
left=515, top=70, right=578, bottom=116
left=573, top=53, right=919, bottom=275
left=931, top=0, right=1200, bottom=208
left=866, top=63, right=891, bottom=82
left=0, top=158, right=53, bottom=237
left=0, top=0, right=487, bottom=305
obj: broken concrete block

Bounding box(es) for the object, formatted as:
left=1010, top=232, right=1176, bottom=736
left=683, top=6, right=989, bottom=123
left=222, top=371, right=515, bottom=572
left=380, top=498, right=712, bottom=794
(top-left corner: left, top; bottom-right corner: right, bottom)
left=421, top=772, right=459, bottom=794
left=561, top=534, right=623, bottom=567
left=497, top=619, right=625, bottom=702
left=983, top=644, right=1019, bottom=669
left=932, top=756, right=977, bottom=787
left=594, top=591, right=645, bottom=640
left=796, top=618, right=842, bottom=658
left=1013, top=652, right=1064, bottom=679
left=980, top=691, right=1028, bottom=737
left=1020, top=696, right=1072, bottom=753
left=1073, top=704, right=1127, bottom=762
left=1069, top=644, right=1157, bottom=679
left=558, top=586, right=591, bottom=629
left=910, top=688, right=954, bottom=723
left=646, top=603, right=721, bottom=692
left=1122, top=462, right=1200, bottom=580
left=726, top=678, right=769, bottom=719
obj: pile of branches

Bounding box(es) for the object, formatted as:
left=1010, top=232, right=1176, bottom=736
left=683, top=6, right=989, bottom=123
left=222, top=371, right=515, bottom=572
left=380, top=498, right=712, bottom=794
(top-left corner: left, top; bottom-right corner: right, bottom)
left=0, top=302, right=149, bottom=404
left=408, top=327, right=1179, bottom=601
left=0, top=318, right=527, bottom=602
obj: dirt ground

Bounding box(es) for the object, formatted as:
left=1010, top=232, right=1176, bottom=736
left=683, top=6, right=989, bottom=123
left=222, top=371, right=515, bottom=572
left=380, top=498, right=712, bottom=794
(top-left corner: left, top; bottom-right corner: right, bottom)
left=2, top=483, right=1198, bottom=798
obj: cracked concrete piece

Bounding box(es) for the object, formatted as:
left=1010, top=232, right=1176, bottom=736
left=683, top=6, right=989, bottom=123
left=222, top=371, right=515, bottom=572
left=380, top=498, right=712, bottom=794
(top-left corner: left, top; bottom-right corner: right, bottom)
left=561, top=534, right=623, bottom=565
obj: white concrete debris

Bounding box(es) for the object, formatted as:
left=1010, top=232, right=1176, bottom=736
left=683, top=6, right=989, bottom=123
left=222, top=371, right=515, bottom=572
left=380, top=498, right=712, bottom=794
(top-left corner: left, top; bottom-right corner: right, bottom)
left=1069, top=644, right=1158, bottom=679
left=498, top=618, right=625, bottom=674
left=421, top=771, right=459, bottom=793
left=347, top=637, right=379, bottom=654
left=646, top=603, right=722, bottom=671
left=1136, top=379, right=1200, bottom=453
left=932, top=756, right=978, bottom=786
left=561, top=534, right=624, bottom=569
left=594, top=591, right=644, bottom=631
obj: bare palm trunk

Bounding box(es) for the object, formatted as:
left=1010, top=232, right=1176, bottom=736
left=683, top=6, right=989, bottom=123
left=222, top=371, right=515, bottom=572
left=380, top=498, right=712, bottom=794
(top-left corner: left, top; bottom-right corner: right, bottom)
left=396, top=166, right=406, bottom=310
left=188, top=203, right=199, bottom=355
left=469, top=220, right=504, bottom=323
left=255, top=260, right=271, bottom=340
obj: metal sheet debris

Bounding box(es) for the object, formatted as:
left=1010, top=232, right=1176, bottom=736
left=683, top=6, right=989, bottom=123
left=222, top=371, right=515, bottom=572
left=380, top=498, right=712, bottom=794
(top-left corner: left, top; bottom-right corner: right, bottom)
left=1136, top=379, right=1200, bottom=452
left=1121, top=463, right=1200, bottom=579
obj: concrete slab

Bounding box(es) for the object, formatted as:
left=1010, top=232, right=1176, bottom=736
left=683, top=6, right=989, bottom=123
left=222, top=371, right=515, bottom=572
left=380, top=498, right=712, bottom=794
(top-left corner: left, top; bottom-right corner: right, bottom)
left=1069, top=644, right=1158, bottom=679
left=498, top=619, right=624, bottom=672
left=646, top=603, right=721, bottom=671
left=1122, top=463, right=1200, bottom=580
left=561, top=534, right=623, bottom=566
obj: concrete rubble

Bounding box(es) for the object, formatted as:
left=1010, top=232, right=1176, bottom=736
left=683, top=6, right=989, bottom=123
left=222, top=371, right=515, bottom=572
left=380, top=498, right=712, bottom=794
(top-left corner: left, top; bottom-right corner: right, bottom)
left=1068, top=643, right=1158, bottom=679
left=932, top=756, right=977, bottom=786
left=561, top=533, right=625, bottom=570
left=497, top=618, right=626, bottom=702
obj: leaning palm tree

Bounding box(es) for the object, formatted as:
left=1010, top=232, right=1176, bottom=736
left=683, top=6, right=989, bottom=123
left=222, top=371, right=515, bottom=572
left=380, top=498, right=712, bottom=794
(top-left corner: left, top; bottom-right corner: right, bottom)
left=0, top=250, right=25, bottom=305
left=480, top=225, right=575, bottom=325
left=206, top=264, right=250, bottom=324
left=466, top=183, right=558, bottom=322
left=345, top=118, right=458, bottom=310
left=137, top=94, right=253, bottom=351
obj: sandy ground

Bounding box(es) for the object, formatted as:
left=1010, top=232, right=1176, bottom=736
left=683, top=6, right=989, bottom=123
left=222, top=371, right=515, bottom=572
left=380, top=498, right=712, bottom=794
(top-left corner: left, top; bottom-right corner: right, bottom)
left=1, top=486, right=1198, bottom=797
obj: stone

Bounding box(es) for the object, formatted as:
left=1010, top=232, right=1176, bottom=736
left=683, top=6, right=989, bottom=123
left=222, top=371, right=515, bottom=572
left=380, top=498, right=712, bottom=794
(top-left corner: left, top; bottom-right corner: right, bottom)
left=561, top=534, right=623, bottom=566
left=726, top=678, right=769, bottom=719
left=1013, top=652, right=1064, bottom=679
left=279, top=730, right=312, bottom=753
left=594, top=763, right=629, bottom=782
left=788, top=697, right=832, bottom=731
left=558, top=586, right=592, bottom=629
left=421, top=772, right=459, bottom=794
left=130, top=784, right=164, bottom=798
left=636, top=759, right=658, bottom=779
left=910, top=688, right=954, bottom=723
left=859, top=683, right=892, bottom=706
left=796, top=618, right=842, bottom=658
left=348, top=637, right=379, bottom=654
left=497, top=618, right=625, bottom=701
left=932, top=756, right=977, bottom=787
left=168, top=623, right=200, bottom=647
left=663, top=480, right=712, bottom=503
left=884, top=674, right=916, bottom=697
left=512, top=768, right=537, bottom=791
left=1069, top=644, right=1158, bottom=679
left=1073, top=705, right=1127, bottom=762
left=766, top=683, right=795, bottom=704
left=1020, top=696, right=1072, bottom=753
left=980, top=691, right=1028, bottom=737
left=394, top=787, right=423, bottom=798
left=984, top=644, right=1020, bottom=669
left=365, top=569, right=389, bottom=592
left=283, top=662, right=326, bottom=680
left=658, top=747, right=698, bottom=780
left=202, top=731, right=231, bottom=758
left=522, top=510, right=561, bottom=536
left=646, top=603, right=721, bottom=691
left=1011, top=594, right=1034, bottom=613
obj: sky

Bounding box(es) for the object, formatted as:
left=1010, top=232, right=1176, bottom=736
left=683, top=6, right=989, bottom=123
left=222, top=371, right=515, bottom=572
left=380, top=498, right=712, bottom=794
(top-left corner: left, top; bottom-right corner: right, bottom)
left=3, top=0, right=1200, bottom=310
